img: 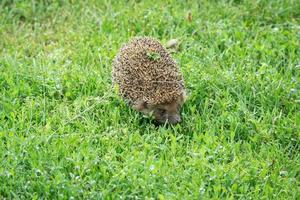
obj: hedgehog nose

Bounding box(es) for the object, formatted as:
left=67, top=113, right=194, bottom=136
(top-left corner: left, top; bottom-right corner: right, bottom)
left=175, top=115, right=181, bottom=123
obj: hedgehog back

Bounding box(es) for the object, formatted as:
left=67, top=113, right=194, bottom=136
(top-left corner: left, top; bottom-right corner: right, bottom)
left=113, top=37, right=185, bottom=105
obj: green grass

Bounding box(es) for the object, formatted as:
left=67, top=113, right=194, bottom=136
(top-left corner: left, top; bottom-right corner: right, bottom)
left=0, top=0, right=299, bottom=199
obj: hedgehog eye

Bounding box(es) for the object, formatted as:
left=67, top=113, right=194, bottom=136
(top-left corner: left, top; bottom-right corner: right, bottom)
left=157, top=108, right=166, bottom=115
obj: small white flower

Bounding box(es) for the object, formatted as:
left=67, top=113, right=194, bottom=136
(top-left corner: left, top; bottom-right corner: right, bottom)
left=149, top=165, right=155, bottom=171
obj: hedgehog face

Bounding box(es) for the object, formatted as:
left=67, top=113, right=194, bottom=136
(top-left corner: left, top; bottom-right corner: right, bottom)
left=133, top=93, right=186, bottom=124
left=152, top=101, right=182, bottom=124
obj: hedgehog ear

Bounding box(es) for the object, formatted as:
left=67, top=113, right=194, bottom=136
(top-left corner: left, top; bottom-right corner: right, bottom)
left=132, top=100, right=148, bottom=112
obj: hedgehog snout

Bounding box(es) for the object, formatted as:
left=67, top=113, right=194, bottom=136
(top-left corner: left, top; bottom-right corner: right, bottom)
left=167, top=114, right=181, bottom=124
left=156, top=115, right=181, bottom=125
left=154, top=110, right=181, bottom=125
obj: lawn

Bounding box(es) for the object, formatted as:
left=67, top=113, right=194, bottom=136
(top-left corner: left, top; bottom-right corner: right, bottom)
left=0, top=0, right=299, bottom=199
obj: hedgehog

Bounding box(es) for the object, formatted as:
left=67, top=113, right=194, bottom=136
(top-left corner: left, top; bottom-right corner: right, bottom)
left=112, top=37, right=186, bottom=124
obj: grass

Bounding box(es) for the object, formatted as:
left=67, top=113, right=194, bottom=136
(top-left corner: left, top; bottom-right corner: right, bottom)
left=0, top=0, right=299, bottom=199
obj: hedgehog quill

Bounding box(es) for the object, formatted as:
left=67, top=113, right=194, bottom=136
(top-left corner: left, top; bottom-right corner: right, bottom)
left=112, top=37, right=186, bottom=124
